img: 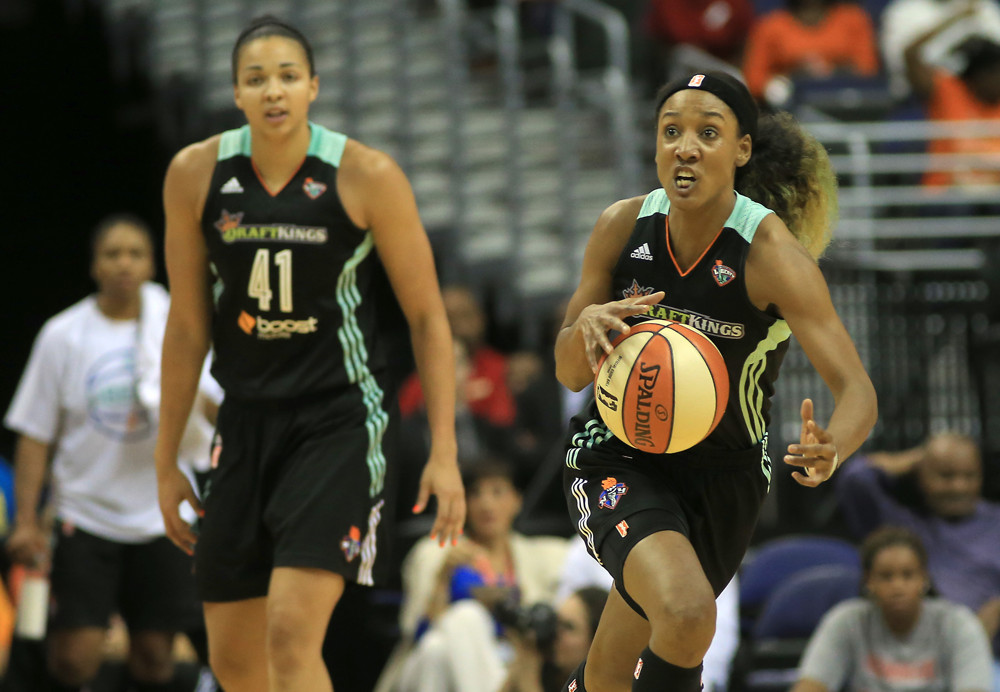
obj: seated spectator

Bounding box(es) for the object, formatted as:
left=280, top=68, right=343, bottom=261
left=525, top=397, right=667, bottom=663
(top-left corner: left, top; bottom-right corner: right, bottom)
left=742, top=0, right=879, bottom=104
left=790, top=526, right=993, bottom=692
left=642, top=0, right=755, bottom=86
left=498, top=586, right=609, bottom=692
left=904, top=9, right=1000, bottom=187
left=376, top=459, right=569, bottom=692
left=836, top=433, right=1000, bottom=688
left=881, top=0, right=1000, bottom=100
left=398, top=285, right=516, bottom=430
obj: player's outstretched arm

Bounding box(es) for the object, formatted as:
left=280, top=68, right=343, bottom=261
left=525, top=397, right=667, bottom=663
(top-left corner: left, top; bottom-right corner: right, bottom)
left=340, top=142, right=464, bottom=546
left=155, top=140, right=216, bottom=554
left=747, top=215, right=877, bottom=487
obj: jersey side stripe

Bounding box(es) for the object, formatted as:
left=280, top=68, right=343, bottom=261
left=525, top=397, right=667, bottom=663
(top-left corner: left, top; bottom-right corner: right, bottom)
left=358, top=499, right=385, bottom=586
left=336, top=232, right=389, bottom=497
left=570, top=477, right=601, bottom=565
left=738, top=320, right=791, bottom=443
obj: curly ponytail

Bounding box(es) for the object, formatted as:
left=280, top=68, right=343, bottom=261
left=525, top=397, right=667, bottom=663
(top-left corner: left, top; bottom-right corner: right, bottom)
left=736, top=111, right=839, bottom=260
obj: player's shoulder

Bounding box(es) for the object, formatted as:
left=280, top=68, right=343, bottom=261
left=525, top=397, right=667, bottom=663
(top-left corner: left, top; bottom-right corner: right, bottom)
left=340, top=137, right=401, bottom=181
left=594, top=194, right=647, bottom=236
left=168, top=134, right=223, bottom=177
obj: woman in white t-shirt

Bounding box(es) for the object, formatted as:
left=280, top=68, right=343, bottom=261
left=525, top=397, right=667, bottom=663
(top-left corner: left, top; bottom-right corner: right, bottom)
left=4, top=215, right=216, bottom=692
left=792, top=526, right=993, bottom=692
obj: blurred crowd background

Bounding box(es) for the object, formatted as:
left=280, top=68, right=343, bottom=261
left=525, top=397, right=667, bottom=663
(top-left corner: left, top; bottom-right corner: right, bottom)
left=2, top=0, right=1000, bottom=690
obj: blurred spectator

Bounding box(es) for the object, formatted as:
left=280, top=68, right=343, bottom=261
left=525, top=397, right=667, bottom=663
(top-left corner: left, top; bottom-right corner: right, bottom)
left=376, top=459, right=569, bottom=692
left=398, top=285, right=516, bottom=430
left=836, top=433, right=1000, bottom=688
left=881, top=0, right=1000, bottom=100
left=642, top=0, right=755, bottom=86
left=497, top=586, right=609, bottom=692
left=505, top=350, right=565, bottom=479
left=3, top=215, right=214, bottom=692
left=790, top=526, right=994, bottom=692
left=904, top=9, right=1000, bottom=186
left=742, top=0, right=879, bottom=104
left=555, top=538, right=741, bottom=692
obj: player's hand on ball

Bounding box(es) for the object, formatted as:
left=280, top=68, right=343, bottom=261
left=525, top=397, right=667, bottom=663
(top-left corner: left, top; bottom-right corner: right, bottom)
left=784, top=398, right=839, bottom=487
left=578, top=291, right=665, bottom=372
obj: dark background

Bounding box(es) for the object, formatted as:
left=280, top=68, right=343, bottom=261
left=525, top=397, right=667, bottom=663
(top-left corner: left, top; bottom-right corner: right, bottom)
left=2, top=0, right=176, bottom=459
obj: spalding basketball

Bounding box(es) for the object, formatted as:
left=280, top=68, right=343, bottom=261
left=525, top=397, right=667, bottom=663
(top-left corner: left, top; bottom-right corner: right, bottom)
left=594, top=319, right=728, bottom=454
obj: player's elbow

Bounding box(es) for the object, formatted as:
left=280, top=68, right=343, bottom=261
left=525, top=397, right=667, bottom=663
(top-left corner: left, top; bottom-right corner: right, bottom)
left=555, top=361, right=591, bottom=392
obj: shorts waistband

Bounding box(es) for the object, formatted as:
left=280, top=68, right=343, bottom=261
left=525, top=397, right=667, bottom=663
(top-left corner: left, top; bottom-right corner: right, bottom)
left=651, top=435, right=769, bottom=470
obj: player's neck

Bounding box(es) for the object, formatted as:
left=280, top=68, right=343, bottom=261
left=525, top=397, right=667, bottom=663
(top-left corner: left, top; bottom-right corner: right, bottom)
left=667, top=191, right=735, bottom=266
left=96, top=292, right=141, bottom=320
left=251, top=122, right=311, bottom=182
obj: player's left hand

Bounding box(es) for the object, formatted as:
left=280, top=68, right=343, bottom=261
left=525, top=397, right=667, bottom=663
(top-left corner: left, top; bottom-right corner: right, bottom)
left=784, top=398, right=839, bottom=487
left=414, top=449, right=466, bottom=547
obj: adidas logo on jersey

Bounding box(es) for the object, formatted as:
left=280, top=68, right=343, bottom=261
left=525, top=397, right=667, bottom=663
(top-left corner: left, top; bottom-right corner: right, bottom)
left=630, top=242, right=653, bottom=261
left=220, top=177, right=244, bottom=194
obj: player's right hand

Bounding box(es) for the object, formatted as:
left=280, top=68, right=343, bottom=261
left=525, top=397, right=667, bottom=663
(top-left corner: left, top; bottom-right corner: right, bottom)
left=157, top=465, right=202, bottom=556
left=577, top=291, right=665, bottom=373
left=6, top=523, right=50, bottom=567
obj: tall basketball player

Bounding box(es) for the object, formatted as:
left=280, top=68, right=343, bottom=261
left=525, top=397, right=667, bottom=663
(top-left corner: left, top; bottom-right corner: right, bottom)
left=154, top=16, right=464, bottom=692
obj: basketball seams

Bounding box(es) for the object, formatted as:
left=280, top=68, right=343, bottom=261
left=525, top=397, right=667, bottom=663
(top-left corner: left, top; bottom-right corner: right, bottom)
left=665, top=322, right=728, bottom=431
left=594, top=318, right=727, bottom=454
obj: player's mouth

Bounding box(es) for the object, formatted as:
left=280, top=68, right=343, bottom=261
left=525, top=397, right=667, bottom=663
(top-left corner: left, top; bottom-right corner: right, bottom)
left=674, top=169, right=697, bottom=191
left=265, top=108, right=288, bottom=124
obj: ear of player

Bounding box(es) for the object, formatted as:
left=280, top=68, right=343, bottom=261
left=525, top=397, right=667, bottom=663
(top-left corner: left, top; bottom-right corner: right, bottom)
left=594, top=319, right=728, bottom=454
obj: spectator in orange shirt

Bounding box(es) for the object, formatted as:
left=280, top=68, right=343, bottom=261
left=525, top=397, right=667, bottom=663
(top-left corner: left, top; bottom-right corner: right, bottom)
left=905, top=5, right=1000, bottom=187
left=743, top=0, right=880, bottom=103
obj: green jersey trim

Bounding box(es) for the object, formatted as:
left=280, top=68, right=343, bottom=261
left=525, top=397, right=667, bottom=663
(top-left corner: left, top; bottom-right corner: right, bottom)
left=739, top=320, right=792, bottom=443
left=307, top=123, right=347, bottom=168
left=637, top=189, right=773, bottom=244
left=335, top=232, right=388, bottom=497
left=217, top=126, right=252, bottom=160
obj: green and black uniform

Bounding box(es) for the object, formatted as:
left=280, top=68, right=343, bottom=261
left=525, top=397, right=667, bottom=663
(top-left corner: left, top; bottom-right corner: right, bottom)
left=196, top=123, right=397, bottom=601
left=563, top=190, right=783, bottom=614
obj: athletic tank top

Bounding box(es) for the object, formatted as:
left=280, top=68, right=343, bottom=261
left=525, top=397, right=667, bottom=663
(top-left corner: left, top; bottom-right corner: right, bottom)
left=201, top=123, right=388, bottom=402
left=570, top=189, right=791, bottom=453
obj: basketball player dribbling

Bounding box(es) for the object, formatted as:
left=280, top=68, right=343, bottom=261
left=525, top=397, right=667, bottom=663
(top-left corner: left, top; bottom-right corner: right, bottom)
left=154, top=16, right=464, bottom=692
left=553, top=72, right=878, bottom=692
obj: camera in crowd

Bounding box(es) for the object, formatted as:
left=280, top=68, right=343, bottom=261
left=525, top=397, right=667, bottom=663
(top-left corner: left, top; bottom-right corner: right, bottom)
left=493, top=595, right=559, bottom=651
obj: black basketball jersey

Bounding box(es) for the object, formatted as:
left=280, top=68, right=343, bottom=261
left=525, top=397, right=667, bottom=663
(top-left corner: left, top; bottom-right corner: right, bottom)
left=201, top=123, right=389, bottom=404
left=570, top=189, right=790, bottom=455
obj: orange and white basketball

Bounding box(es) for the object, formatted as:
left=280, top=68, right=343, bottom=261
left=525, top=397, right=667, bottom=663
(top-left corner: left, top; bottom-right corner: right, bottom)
left=594, top=319, right=728, bottom=454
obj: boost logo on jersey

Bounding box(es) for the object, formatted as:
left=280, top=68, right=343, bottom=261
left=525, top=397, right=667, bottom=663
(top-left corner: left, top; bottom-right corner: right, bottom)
left=238, top=310, right=318, bottom=339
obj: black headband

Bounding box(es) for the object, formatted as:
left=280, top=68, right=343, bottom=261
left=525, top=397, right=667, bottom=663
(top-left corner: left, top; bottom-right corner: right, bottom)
left=655, top=72, right=758, bottom=142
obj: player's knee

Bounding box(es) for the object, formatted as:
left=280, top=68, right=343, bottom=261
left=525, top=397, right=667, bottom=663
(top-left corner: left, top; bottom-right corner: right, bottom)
left=127, top=634, right=175, bottom=683
left=48, top=643, right=103, bottom=686
left=265, top=608, right=314, bottom=672
left=648, top=594, right=716, bottom=659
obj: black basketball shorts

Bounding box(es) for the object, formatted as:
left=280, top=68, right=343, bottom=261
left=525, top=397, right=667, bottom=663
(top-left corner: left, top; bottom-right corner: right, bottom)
left=195, top=386, right=399, bottom=602
left=563, top=434, right=771, bottom=616
left=50, top=520, right=200, bottom=632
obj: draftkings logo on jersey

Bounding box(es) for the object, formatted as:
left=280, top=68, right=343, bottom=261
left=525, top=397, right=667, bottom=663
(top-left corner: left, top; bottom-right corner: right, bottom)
left=238, top=310, right=318, bottom=340
left=213, top=210, right=329, bottom=245
left=622, top=279, right=656, bottom=299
